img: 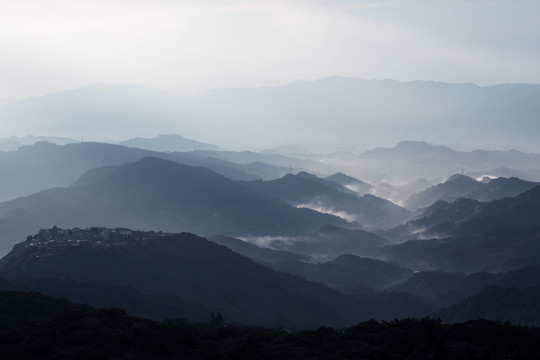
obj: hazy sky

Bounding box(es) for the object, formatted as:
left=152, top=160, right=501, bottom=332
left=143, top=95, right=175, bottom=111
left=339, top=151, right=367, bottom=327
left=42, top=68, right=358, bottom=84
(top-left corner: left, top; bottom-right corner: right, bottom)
left=1, top=0, right=539, bottom=100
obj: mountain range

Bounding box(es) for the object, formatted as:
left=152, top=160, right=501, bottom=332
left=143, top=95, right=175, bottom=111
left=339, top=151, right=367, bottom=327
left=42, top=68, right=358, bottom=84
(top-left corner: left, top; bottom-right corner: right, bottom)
left=406, top=174, right=538, bottom=209
left=242, top=172, right=410, bottom=230
left=2, top=78, right=540, bottom=153
left=381, top=185, right=540, bottom=272
left=118, top=134, right=222, bottom=152
left=0, top=141, right=291, bottom=202
left=0, top=157, right=347, bottom=255
left=0, top=227, right=433, bottom=328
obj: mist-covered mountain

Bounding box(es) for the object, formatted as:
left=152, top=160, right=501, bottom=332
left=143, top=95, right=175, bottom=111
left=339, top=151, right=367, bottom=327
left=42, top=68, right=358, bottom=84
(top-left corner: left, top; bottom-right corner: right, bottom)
left=209, top=235, right=411, bottom=291
left=0, top=141, right=290, bottom=202
left=209, top=235, right=311, bottom=264
left=118, top=134, right=221, bottom=152
left=0, top=227, right=432, bottom=327
left=406, top=174, right=538, bottom=209
left=0, top=135, right=78, bottom=151
left=2, top=78, right=540, bottom=153
left=345, top=141, right=540, bottom=183
left=0, top=157, right=345, bottom=255
left=242, top=172, right=410, bottom=230
left=377, top=184, right=540, bottom=273
left=325, top=172, right=373, bottom=195
left=388, top=182, right=540, bottom=239
left=247, top=224, right=391, bottom=260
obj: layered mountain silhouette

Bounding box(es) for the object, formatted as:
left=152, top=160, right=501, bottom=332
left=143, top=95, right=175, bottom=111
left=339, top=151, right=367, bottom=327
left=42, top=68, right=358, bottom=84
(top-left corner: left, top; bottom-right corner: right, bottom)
left=406, top=174, right=538, bottom=209
left=264, top=224, right=390, bottom=259
left=271, top=254, right=413, bottom=292
left=2, top=79, right=540, bottom=153
left=118, top=134, right=221, bottom=152
left=242, top=172, right=410, bottom=230
left=209, top=235, right=411, bottom=291
left=209, top=235, right=311, bottom=264
left=325, top=172, right=373, bottom=195
left=354, top=141, right=540, bottom=182
left=0, top=135, right=77, bottom=151
left=0, top=141, right=290, bottom=202
left=0, top=157, right=346, bottom=255
left=382, top=226, right=540, bottom=273
left=0, top=277, right=210, bottom=323
left=0, top=227, right=433, bottom=327
left=388, top=183, right=540, bottom=238
left=390, top=271, right=500, bottom=306
left=435, top=286, right=540, bottom=327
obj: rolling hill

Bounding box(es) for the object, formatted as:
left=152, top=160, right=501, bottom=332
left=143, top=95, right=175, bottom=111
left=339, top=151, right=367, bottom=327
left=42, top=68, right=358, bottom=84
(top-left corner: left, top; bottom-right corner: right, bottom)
left=0, top=157, right=345, bottom=255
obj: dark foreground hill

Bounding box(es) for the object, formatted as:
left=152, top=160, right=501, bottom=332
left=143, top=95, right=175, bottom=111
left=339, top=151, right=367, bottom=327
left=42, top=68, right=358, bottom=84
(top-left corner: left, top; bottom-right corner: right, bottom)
left=435, top=286, right=540, bottom=327
left=0, top=227, right=434, bottom=328
left=1, top=291, right=539, bottom=360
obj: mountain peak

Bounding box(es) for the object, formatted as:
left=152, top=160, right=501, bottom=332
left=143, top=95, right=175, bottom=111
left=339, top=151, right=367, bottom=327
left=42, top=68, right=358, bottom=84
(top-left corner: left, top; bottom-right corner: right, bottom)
left=446, top=174, right=477, bottom=183
left=395, top=141, right=453, bottom=153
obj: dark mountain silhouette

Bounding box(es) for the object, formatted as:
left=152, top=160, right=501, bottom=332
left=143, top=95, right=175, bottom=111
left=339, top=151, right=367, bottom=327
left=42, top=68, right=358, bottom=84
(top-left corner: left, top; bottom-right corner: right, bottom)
left=209, top=235, right=311, bottom=264
left=449, top=185, right=540, bottom=236
left=0, top=277, right=210, bottom=322
left=2, top=292, right=537, bottom=359
left=390, top=271, right=500, bottom=306
left=0, top=157, right=345, bottom=256
left=387, top=183, right=540, bottom=243
left=378, top=265, right=540, bottom=324
left=119, top=134, right=221, bottom=152
left=0, top=227, right=427, bottom=327
left=495, top=265, right=540, bottom=288
left=435, top=286, right=540, bottom=327
left=264, top=224, right=390, bottom=259
left=406, top=174, right=538, bottom=209
left=325, top=172, right=372, bottom=195
left=382, top=185, right=540, bottom=272
left=295, top=171, right=356, bottom=193
left=0, top=291, right=93, bottom=335
left=385, top=198, right=483, bottom=242
left=242, top=173, right=410, bottom=230
left=0, top=141, right=284, bottom=202
left=381, top=227, right=540, bottom=273
left=271, top=254, right=413, bottom=291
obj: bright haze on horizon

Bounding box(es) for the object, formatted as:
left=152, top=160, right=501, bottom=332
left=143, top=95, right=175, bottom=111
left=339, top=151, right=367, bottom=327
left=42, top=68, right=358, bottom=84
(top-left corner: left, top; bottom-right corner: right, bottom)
left=1, top=0, right=539, bottom=100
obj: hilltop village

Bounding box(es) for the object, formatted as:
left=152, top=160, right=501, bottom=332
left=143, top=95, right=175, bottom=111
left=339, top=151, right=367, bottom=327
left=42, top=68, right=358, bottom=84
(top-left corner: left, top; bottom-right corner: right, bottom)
left=25, top=226, right=169, bottom=250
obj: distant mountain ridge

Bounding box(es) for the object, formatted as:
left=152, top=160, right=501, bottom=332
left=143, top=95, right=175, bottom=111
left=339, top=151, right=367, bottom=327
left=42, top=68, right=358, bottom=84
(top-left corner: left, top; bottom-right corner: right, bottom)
left=2, top=78, right=540, bottom=152
left=406, top=174, right=538, bottom=209
left=352, top=141, right=540, bottom=182
left=118, top=134, right=221, bottom=152
left=0, top=141, right=291, bottom=202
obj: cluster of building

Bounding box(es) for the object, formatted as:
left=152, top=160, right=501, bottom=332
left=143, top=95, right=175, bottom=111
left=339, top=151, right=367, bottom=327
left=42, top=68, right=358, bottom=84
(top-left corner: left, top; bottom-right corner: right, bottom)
left=24, top=226, right=166, bottom=249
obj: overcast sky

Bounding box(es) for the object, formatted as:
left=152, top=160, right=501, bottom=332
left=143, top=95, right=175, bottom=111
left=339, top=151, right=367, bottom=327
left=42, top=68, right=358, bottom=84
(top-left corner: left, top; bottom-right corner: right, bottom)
left=1, top=0, right=539, bottom=100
